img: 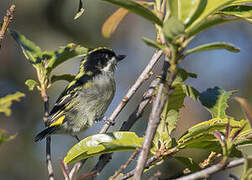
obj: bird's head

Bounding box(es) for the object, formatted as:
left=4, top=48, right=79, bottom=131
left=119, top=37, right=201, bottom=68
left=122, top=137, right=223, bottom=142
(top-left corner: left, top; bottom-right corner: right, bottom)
left=83, top=47, right=126, bottom=73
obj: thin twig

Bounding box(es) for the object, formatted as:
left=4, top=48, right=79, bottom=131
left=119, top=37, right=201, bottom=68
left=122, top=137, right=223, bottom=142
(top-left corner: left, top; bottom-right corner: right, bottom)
left=69, top=50, right=163, bottom=178
left=116, top=156, right=159, bottom=180
left=133, top=82, right=166, bottom=180
left=111, top=149, right=140, bottom=180
left=174, top=156, right=251, bottom=180
left=0, top=4, right=15, bottom=48
left=133, top=55, right=177, bottom=180
left=41, top=89, right=54, bottom=180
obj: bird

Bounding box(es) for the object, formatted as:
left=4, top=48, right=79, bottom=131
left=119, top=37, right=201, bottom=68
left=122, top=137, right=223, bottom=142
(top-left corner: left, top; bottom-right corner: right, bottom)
left=35, top=47, right=126, bottom=142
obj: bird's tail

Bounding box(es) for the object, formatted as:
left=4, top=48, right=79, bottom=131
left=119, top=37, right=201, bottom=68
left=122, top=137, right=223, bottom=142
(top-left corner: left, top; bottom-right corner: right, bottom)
left=34, top=126, right=59, bottom=142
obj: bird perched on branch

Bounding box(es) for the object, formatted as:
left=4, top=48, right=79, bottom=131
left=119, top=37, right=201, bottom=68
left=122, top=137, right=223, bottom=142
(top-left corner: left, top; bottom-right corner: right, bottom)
left=35, top=47, right=126, bottom=142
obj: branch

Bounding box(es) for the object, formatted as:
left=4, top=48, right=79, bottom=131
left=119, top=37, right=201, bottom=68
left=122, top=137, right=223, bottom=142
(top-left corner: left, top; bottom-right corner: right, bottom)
left=174, top=156, right=251, bottom=180
left=69, top=50, right=163, bottom=178
left=133, top=55, right=178, bottom=179
left=41, top=89, right=54, bottom=180
left=0, top=4, right=15, bottom=48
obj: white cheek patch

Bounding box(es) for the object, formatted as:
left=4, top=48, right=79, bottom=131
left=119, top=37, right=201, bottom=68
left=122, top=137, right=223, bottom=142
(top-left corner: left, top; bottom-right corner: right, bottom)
left=102, top=57, right=116, bottom=72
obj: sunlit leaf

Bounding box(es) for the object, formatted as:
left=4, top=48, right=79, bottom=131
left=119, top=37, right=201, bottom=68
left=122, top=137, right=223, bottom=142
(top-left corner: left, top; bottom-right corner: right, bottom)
left=101, top=0, right=162, bottom=26
left=10, top=30, right=42, bottom=64
left=178, top=118, right=251, bottom=157
left=0, top=130, right=16, bottom=146
left=0, top=92, right=25, bottom=116
left=102, top=8, right=129, bottom=38
left=199, top=87, right=237, bottom=118
left=142, top=37, right=166, bottom=50
left=46, top=43, right=88, bottom=72
left=185, top=42, right=240, bottom=56
left=168, top=0, right=206, bottom=26
left=64, top=131, right=143, bottom=164
left=25, top=79, right=39, bottom=91
left=187, top=14, right=238, bottom=37
left=186, top=0, right=236, bottom=35
left=162, top=17, right=185, bottom=43
left=51, top=74, right=75, bottom=84
left=219, top=5, right=252, bottom=23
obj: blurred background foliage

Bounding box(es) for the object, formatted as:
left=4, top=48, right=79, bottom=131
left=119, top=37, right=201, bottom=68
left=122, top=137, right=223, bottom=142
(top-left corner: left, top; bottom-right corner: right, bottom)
left=0, top=0, right=252, bottom=179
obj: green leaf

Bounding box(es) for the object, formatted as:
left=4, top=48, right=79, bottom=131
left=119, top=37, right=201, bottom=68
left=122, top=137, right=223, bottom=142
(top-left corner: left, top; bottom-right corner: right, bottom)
left=187, top=14, right=238, bottom=37
left=186, top=0, right=236, bottom=35
left=0, top=130, right=16, bottom=146
left=178, top=118, right=251, bottom=153
left=51, top=74, right=75, bottom=83
left=199, top=87, right=236, bottom=119
left=142, top=37, right=166, bottom=50
left=25, top=79, right=39, bottom=91
left=10, top=30, right=43, bottom=64
left=172, top=68, right=197, bottom=84
left=185, top=42, right=240, bottom=56
left=101, top=0, right=162, bottom=26
left=219, top=5, right=252, bottom=23
left=162, top=17, right=185, bottom=43
left=46, top=43, right=88, bottom=72
left=174, top=156, right=201, bottom=173
left=0, top=92, right=25, bottom=116
left=168, top=0, right=206, bottom=26
left=64, top=131, right=143, bottom=164
left=230, top=0, right=252, bottom=5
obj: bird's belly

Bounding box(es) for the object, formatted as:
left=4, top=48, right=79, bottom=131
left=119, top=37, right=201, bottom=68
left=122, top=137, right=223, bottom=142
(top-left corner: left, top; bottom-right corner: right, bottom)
left=64, top=79, right=115, bottom=134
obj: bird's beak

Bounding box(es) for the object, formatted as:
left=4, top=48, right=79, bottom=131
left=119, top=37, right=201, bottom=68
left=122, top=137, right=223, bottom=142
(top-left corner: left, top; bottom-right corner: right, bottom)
left=116, top=55, right=126, bottom=62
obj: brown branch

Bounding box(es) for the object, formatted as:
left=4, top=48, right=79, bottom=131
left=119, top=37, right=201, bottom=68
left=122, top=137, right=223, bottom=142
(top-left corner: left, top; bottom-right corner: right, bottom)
left=0, top=4, right=15, bottom=48
left=116, top=156, right=159, bottom=180
left=111, top=149, right=140, bottom=180
left=133, top=54, right=178, bottom=180
left=68, top=50, right=163, bottom=178
left=174, top=156, right=251, bottom=180
left=133, top=82, right=166, bottom=180
left=41, top=89, right=54, bottom=180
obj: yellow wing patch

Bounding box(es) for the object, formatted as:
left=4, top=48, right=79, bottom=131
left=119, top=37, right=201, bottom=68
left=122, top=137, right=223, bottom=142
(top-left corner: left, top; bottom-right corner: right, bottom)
left=50, top=115, right=66, bottom=127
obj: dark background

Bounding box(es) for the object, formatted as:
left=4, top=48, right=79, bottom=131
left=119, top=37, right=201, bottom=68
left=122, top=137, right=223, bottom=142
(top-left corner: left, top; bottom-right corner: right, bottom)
left=0, top=0, right=252, bottom=179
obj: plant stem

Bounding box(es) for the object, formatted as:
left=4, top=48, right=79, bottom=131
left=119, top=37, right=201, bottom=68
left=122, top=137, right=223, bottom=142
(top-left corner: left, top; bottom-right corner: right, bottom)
left=0, top=4, right=15, bottom=48
left=41, top=89, right=54, bottom=180
left=174, top=156, right=252, bottom=180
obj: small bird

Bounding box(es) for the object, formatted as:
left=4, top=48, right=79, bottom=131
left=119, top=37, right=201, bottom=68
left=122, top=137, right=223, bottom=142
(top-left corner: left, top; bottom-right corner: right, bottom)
left=35, top=47, right=126, bottom=142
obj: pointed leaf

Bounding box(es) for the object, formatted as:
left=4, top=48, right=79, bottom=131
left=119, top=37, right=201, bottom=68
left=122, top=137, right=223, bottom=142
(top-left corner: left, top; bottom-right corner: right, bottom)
left=51, top=74, right=75, bottom=83
left=64, top=131, right=143, bottom=164
left=219, top=5, right=252, bottom=23
left=162, top=17, right=185, bottom=43
left=186, top=0, right=236, bottom=35
left=142, top=37, right=166, bottom=50
left=0, top=130, right=16, bottom=146
left=102, top=8, right=129, bottom=38
left=187, top=14, right=238, bottom=37
left=168, top=0, right=206, bottom=26
left=101, top=0, right=162, bottom=26
left=199, top=87, right=236, bottom=118
left=186, top=42, right=240, bottom=56
left=0, top=92, right=25, bottom=116
left=25, top=79, right=39, bottom=91
left=46, top=43, right=88, bottom=72
left=10, top=30, right=42, bottom=64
